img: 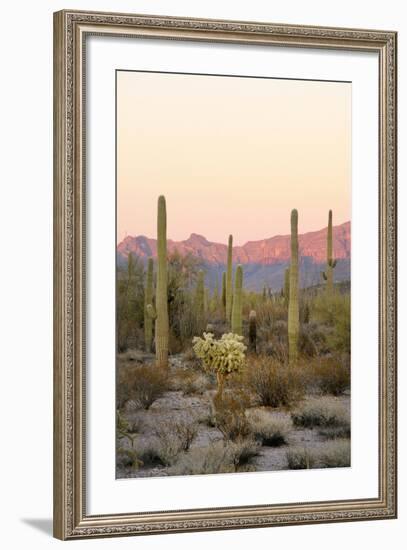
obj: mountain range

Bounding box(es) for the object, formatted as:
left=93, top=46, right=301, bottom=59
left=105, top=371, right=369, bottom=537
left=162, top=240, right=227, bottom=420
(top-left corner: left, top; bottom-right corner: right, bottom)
left=117, top=221, right=351, bottom=292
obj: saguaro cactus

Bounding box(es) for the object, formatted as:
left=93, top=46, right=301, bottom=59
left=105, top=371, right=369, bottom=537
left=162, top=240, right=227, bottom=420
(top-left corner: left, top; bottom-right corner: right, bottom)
left=284, top=267, right=290, bottom=306
left=148, top=195, right=169, bottom=368
left=144, top=258, right=154, bottom=352
left=231, top=264, right=243, bottom=335
left=249, top=310, right=257, bottom=353
left=226, top=235, right=233, bottom=321
left=322, top=210, right=337, bottom=295
left=221, top=272, right=226, bottom=313
left=195, top=269, right=205, bottom=319
left=288, top=209, right=299, bottom=365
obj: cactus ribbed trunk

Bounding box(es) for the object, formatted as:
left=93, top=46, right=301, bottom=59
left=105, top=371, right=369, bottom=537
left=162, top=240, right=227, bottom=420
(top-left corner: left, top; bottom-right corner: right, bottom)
left=221, top=272, right=226, bottom=314
left=226, top=235, right=233, bottom=321
left=144, top=258, right=154, bottom=352
left=288, top=210, right=299, bottom=365
left=231, top=265, right=243, bottom=335
left=326, top=209, right=335, bottom=295
left=249, top=310, right=257, bottom=353
left=284, top=267, right=290, bottom=307
left=155, top=196, right=169, bottom=368
left=195, top=269, right=205, bottom=319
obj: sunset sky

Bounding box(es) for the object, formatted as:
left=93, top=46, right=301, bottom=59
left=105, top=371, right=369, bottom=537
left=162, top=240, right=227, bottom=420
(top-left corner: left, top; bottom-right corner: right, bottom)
left=117, top=71, right=351, bottom=245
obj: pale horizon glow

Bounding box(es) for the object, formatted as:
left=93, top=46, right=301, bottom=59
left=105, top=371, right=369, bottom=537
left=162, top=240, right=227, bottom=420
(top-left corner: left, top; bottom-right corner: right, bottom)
left=117, top=71, right=351, bottom=245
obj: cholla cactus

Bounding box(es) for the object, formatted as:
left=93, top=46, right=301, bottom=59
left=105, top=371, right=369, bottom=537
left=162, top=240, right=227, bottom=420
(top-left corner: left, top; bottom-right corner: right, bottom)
left=192, top=332, right=246, bottom=398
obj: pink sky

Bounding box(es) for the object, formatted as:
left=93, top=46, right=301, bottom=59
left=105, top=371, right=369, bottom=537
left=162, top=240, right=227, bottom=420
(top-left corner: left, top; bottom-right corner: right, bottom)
left=117, top=71, right=351, bottom=246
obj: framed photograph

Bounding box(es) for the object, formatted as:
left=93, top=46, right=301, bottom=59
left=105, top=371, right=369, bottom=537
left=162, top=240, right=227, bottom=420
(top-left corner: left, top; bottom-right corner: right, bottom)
left=53, top=9, right=397, bottom=540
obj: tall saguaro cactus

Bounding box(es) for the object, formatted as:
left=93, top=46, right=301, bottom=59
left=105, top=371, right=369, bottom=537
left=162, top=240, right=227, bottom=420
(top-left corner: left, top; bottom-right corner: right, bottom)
left=144, top=258, right=154, bottom=352
left=226, top=235, right=233, bottom=321
left=322, top=210, right=337, bottom=295
left=288, top=209, right=299, bottom=365
left=231, top=264, right=243, bottom=335
left=149, top=195, right=169, bottom=368
left=221, top=272, right=226, bottom=314
left=284, top=267, right=290, bottom=307
left=195, top=269, right=205, bottom=319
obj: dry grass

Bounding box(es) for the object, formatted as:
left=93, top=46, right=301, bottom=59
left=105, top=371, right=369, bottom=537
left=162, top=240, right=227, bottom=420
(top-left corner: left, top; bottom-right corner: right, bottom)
left=291, top=396, right=350, bottom=430
left=286, top=439, right=350, bottom=470
left=169, top=438, right=260, bottom=476
left=247, top=409, right=292, bottom=446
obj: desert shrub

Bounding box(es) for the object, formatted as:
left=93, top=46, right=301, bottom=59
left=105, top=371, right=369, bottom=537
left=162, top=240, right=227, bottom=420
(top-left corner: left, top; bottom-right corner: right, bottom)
left=311, top=293, right=350, bottom=354
left=228, top=437, right=261, bottom=469
left=169, top=442, right=235, bottom=476
left=170, top=438, right=259, bottom=476
left=286, top=447, right=316, bottom=469
left=118, top=365, right=168, bottom=410
left=247, top=410, right=292, bottom=446
left=285, top=440, right=351, bottom=470
left=245, top=358, right=304, bottom=408
left=212, top=390, right=251, bottom=441
left=316, top=439, right=350, bottom=468
left=170, top=369, right=211, bottom=395
left=308, top=357, right=350, bottom=395
left=318, top=425, right=351, bottom=439
left=116, top=447, right=143, bottom=470
left=152, top=417, right=199, bottom=465
left=291, top=397, right=350, bottom=429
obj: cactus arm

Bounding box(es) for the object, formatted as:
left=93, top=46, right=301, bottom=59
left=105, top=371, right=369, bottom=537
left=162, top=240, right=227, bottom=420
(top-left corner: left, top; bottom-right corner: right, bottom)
left=146, top=303, right=157, bottom=320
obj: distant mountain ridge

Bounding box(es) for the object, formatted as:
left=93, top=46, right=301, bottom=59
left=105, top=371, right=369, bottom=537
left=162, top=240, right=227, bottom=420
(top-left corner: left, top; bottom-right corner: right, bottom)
left=117, top=221, right=350, bottom=267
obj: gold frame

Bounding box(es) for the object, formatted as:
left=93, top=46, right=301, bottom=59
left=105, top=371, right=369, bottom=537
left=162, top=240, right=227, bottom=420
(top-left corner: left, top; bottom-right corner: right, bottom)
left=53, top=9, right=397, bottom=540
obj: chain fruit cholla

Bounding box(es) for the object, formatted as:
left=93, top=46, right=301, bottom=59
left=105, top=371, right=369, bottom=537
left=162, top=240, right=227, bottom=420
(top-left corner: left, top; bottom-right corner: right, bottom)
left=192, top=332, right=246, bottom=398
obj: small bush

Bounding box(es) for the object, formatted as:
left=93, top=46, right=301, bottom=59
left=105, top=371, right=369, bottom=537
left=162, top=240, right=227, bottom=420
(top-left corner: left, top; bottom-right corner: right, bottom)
left=286, top=447, right=316, bottom=469
left=309, top=357, right=350, bottom=396
left=153, top=417, right=199, bottom=465
left=170, top=369, right=211, bottom=395
left=170, top=442, right=235, bottom=476
left=212, top=390, right=251, bottom=441
left=245, top=358, right=304, bottom=408
left=116, top=447, right=143, bottom=470
left=228, top=437, right=261, bottom=468
left=118, top=365, right=169, bottom=410
left=247, top=410, right=292, bottom=446
left=291, top=397, right=350, bottom=429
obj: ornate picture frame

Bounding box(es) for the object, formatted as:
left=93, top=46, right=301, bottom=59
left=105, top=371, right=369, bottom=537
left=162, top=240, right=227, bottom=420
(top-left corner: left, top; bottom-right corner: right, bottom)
left=53, top=9, right=397, bottom=540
